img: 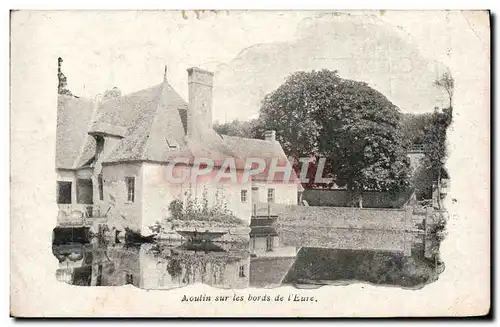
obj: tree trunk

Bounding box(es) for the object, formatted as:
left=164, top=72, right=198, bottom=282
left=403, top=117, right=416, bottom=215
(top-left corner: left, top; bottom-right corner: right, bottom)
left=436, top=168, right=442, bottom=210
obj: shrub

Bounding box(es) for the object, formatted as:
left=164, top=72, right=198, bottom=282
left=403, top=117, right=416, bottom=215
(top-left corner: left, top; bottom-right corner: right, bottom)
left=168, top=199, right=184, bottom=220
left=166, top=189, right=246, bottom=226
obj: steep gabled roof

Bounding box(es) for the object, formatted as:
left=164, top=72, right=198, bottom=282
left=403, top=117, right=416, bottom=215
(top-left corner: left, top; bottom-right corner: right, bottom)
left=102, top=82, right=189, bottom=163
left=56, top=81, right=190, bottom=169
left=55, top=95, right=96, bottom=169
left=89, top=84, right=163, bottom=137
left=56, top=76, right=298, bottom=188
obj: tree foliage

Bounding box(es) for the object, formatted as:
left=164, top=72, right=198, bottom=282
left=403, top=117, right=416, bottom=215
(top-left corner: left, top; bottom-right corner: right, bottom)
left=425, top=71, right=454, bottom=177
left=401, top=109, right=452, bottom=202
left=433, top=72, right=454, bottom=108
left=421, top=107, right=452, bottom=181
left=102, top=87, right=122, bottom=100
left=410, top=71, right=454, bottom=202
left=401, top=113, right=434, bottom=148
left=213, top=119, right=260, bottom=138
left=258, top=69, right=411, bottom=194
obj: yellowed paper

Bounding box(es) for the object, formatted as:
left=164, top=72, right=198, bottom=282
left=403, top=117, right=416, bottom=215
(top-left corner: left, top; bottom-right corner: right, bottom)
left=10, top=10, right=490, bottom=317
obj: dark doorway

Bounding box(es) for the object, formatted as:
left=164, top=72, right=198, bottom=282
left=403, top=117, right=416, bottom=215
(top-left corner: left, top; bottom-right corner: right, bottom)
left=72, top=266, right=92, bottom=286
left=57, top=181, right=72, bottom=204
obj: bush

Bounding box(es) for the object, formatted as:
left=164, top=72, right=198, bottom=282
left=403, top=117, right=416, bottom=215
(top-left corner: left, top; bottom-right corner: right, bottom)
left=166, top=190, right=246, bottom=226
left=168, top=200, right=184, bottom=220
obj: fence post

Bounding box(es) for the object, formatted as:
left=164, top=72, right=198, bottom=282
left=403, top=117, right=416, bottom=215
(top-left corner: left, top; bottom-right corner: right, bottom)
left=405, top=206, right=413, bottom=231
left=425, top=206, right=434, bottom=235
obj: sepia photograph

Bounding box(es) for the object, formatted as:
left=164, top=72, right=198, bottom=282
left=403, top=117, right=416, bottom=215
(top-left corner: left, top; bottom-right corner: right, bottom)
left=10, top=9, right=490, bottom=317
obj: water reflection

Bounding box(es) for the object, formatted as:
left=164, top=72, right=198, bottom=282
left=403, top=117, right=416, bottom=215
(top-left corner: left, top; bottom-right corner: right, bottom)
left=52, top=227, right=443, bottom=290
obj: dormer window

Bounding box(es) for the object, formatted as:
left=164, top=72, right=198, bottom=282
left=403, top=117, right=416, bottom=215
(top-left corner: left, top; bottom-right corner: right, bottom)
left=165, top=137, right=178, bottom=149
left=95, top=135, right=105, bottom=157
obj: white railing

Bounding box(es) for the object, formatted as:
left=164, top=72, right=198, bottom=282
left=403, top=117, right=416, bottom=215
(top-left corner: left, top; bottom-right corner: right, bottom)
left=57, top=204, right=109, bottom=226
left=251, top=203, right=286, bottom=218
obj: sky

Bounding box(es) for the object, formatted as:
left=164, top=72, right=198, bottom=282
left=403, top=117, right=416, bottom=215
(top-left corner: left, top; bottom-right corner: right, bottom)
left=12, top=10, right=479, bottom=122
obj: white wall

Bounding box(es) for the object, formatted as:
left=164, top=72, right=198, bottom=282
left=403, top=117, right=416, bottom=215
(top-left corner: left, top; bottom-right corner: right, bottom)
left=141, top=163, right=253, bottom=234
left=91, top=135, right=122, bottom=208
left=251, top=181, right=298, bottom=205
left=102, top=163, right=143, bottom=231
left=141, top=162, right=183, bottom=234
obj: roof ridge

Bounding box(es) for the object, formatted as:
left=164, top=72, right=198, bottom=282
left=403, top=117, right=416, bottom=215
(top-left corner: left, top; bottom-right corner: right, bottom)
left=221, top=134, right=271, bottom=143
left=58, top=93, right=93, bottom=102
left=162, top=81, right=188, bottom=106
left=101, top=82, right=164, bottom=101
left=138, top=83, right=165, bottom=160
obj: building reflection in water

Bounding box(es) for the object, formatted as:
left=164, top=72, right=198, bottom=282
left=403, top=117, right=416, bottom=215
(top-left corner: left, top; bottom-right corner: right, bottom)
left=52, top=224, right=442, bottom=290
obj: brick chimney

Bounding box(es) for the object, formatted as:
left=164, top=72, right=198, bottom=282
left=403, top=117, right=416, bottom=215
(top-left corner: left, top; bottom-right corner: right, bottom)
left=264, top=130, right=276, bottom=142
left=187, top=67, right=214, bottom=137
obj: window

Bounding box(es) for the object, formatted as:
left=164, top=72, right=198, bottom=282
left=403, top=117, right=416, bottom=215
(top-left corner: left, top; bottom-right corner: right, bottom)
left=266, top=236, right=274, bottom=252
left=267, top=188, right=275, bottom=203
left=57, top=181, right=72, bottom=204
left=125, top=177, right=135, bottom=203
left=98, top=174, right=104, bottom=201
left=126, top=273, right=134, bottom=284
left=95, top=135, right=104, bottom=156
left=240, top=189, right=248, bottom=203
left=252, top=186, right=259, bottom=203
left=165, top=137, right=178, bottom=149
left=239, top=265, right=246, bottom=278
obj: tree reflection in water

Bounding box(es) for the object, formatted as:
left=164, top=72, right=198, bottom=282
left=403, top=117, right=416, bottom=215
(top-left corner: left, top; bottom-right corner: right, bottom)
left=52, top=227, right=443, bottom=290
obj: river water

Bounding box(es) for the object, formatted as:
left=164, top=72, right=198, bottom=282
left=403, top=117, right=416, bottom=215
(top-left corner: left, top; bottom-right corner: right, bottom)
left=52, top=227, right=443, bottom=290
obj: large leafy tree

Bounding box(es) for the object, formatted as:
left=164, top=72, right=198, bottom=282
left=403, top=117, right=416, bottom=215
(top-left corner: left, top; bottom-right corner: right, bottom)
left=412, top=72, right=453, bottom=207
left=401, top=113, right=434, bottom=148
left=213, top=119, right=260, bottom=138
left=258, top=70, right=411, bottom=205
left=428, top=72, right=454, bottom=180
left=419, top=107, right=452, bottom=206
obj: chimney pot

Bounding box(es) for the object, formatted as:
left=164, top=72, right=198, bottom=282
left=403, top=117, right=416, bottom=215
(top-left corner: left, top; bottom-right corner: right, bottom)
left=186, top=67, right=214, bottom=137
left=187, top=67, right=214, bottom=86
left=264, top=130, right=276, bottom=142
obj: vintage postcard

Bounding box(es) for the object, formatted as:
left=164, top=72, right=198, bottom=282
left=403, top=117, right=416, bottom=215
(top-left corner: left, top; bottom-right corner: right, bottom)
left=10, top=10, right=490, bottom=317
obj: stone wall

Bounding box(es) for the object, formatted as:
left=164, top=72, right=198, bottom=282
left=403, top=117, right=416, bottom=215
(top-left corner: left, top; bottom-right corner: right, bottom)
left=264, top=204, right=412, bottom=231
left=302, top=189, right=414, bottom=208
left=269, top=204, right=418, bottom=255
